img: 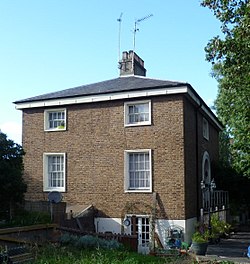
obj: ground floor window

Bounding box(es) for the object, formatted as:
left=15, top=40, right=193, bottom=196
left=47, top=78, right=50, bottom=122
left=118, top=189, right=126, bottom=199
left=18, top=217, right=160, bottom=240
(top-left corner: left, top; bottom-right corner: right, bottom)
left=43, top=153, right=66, bottom=192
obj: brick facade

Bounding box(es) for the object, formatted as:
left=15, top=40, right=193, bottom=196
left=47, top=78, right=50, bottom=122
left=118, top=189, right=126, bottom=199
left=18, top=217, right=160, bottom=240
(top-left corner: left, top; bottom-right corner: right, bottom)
left=22, top=93, right=219, bottom=221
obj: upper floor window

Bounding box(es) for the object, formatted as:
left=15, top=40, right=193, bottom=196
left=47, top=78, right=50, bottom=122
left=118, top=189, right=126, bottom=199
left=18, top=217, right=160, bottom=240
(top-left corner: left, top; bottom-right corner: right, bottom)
left=124, top=100, right=151, bottom=127
left=124, top=149, right=152, bottom=192
left=44, top=109, right=66, bottom=131
left=43, top=153, right=66, bottom=192
left=203, top=118, right=209, bottom=140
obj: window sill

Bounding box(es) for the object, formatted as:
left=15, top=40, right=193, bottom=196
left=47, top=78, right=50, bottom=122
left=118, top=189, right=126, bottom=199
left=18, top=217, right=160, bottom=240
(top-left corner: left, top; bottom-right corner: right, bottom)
left=124, top=189, right=152, bottom=193
left=44, top=128, right=66, bottom=132
left=124, top=122, right=151, bottom=127
left=43, top=188, right=65, bottom=192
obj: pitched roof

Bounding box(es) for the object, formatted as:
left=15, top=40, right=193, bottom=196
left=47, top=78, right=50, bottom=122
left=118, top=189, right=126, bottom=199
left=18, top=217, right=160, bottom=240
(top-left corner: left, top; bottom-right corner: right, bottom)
left=13, top=75, right=223, bottom=130
left=14, top=76, right=188, bottom=103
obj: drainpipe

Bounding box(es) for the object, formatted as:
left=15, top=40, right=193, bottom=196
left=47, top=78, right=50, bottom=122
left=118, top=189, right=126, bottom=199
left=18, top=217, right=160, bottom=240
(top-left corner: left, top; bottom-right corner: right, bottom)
left=196, top=101, right=202, bottom=221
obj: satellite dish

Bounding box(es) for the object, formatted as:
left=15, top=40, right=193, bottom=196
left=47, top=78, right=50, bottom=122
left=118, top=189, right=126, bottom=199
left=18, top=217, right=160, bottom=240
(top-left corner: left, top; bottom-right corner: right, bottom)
left=48, top=191, right=63, bottom=221
left=48, top=191, right=62, bottom=204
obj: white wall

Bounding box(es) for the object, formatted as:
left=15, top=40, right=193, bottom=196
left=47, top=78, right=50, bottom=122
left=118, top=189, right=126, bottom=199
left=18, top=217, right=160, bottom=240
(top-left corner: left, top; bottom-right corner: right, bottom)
left=95, top=216, right=197, bottom=245
left=95, top=217, right=122, bottom=234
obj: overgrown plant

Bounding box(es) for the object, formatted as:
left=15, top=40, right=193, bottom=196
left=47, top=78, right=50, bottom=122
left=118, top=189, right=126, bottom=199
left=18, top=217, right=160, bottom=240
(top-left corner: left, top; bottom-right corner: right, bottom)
left=60, top=234, right=122, bottom=250
left=211, top=214, right=231, bottom=238
left=191, top=230, right=210, bottom=243
left=0, top=209, right=51, bottom=228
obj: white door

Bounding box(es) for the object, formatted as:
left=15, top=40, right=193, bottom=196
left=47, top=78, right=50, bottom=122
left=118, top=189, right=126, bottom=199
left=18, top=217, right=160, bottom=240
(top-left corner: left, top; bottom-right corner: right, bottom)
left=132, top=217, right=150, bottom=254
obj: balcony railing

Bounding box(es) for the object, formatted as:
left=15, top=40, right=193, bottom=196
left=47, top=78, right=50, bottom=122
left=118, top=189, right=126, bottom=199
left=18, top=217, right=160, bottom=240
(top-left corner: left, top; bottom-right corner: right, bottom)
left=202, top=190, right=229, bottom=212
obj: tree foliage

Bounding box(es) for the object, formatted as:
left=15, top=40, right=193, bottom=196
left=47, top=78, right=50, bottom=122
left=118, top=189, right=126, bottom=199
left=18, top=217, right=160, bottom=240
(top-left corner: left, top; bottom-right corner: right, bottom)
left=0, top=132, right=26, bottom=217
left=201, top=0, right=250, bottom=177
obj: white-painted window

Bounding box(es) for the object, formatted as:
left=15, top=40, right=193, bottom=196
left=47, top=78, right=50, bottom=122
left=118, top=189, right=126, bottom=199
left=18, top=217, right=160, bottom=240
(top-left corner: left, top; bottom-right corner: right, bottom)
left=124, top=149, right=152, bottom=192
left=124, top=100, right=151, bottom=126
left=203, top=118, right=209, bottom=140
left=43, top=153, right=66, bottom=192
left=44, top=109, right=66, bottom=131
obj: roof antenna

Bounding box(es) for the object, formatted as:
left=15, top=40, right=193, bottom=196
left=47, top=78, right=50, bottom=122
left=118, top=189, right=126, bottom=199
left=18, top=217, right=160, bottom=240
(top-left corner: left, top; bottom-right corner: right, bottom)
left=132, top=14, right=153, bottom=72
left=117, top=12, right=123, bottom=62
left=133, top=14, right=153, bottom=53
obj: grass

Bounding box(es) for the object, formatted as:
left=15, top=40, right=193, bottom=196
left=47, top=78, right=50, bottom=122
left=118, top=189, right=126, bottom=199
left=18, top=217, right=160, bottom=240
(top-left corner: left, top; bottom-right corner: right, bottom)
left=29, top=244, right=194, bottom=264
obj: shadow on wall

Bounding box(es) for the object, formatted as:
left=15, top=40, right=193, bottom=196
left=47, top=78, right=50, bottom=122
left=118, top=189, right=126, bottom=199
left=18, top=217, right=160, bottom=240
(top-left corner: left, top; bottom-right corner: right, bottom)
left=156, top=193, right=168, bottom=218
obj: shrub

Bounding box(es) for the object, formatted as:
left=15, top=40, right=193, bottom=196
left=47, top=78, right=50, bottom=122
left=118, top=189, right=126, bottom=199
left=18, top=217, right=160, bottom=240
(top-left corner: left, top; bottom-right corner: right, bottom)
left=0, top=209, right=51, bottom=228
left=211, top=214, right=231, bottom=238
left=192, top=231, right=209, bottom=243
left=60, top=234, right=122, bottom=250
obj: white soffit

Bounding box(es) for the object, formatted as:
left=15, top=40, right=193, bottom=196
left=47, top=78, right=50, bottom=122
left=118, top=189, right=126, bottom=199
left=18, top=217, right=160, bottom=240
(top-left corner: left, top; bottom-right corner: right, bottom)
left=15, top=86, right=188, bottom=110
left=15, top=85, right=222, bottom=130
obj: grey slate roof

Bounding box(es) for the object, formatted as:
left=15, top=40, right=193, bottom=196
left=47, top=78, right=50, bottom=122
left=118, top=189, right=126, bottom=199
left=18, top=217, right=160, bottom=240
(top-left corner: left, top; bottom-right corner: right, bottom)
left=14, top=76, right=188, bottom=104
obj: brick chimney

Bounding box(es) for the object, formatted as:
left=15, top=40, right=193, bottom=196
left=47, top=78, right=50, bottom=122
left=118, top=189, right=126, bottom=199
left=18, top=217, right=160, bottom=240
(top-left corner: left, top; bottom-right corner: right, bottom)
left=119, top=50, right=146, bottom=77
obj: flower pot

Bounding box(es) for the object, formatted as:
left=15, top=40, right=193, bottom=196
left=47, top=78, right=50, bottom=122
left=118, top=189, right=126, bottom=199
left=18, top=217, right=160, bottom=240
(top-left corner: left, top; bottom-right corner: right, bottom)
left=190, top=241, right=208, bottom=255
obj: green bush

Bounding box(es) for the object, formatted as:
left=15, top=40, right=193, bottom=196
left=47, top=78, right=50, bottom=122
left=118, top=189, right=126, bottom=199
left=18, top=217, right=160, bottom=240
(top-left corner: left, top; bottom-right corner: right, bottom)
left=60, top=234, right=122, bottom=250
left=191, top=231, right=209, bottom=243
left=211, top=214, right=231, bottom=238
left=0, top=209, right=51, bottom=228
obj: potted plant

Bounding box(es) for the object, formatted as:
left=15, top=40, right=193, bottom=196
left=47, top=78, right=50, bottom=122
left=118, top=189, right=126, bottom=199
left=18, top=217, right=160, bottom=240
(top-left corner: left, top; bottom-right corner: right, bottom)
left=57, top=121, right=65, bottom=129
left=190, top=229, right=210, bottom=256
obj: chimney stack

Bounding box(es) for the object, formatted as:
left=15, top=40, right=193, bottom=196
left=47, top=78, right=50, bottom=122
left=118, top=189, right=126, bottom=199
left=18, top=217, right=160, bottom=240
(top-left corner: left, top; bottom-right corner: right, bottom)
left=119, top=50, right=146, bottom=77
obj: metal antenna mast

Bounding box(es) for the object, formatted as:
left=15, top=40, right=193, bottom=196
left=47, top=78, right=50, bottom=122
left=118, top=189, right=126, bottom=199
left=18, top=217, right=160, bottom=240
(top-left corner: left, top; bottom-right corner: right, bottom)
left=133, top=14, right=153, bottom=53
left=117, top=12, right=123, bottom=62
left=132, top=14, right=153, bottom=73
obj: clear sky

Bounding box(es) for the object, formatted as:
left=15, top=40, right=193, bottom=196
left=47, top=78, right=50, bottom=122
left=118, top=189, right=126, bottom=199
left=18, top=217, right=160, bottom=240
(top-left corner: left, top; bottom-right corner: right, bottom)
left=0, top=0, right=221, bottom=144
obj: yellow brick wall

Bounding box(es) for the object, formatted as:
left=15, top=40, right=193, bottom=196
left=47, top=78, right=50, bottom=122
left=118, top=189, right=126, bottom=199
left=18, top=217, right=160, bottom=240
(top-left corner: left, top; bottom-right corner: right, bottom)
left=22, top=94, right=219, bottom=220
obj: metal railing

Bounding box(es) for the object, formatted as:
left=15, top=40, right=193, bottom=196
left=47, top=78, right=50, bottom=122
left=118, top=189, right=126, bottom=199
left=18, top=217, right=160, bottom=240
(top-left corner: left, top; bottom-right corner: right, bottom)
left=202, top=190, right=229, bottom=212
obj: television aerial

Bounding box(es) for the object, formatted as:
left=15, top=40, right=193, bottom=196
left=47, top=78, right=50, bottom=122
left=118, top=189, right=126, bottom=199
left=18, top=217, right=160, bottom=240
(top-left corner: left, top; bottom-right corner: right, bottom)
left=117, top=12, right=123, bottom=62
left=133, top=14, right=153, bottom=52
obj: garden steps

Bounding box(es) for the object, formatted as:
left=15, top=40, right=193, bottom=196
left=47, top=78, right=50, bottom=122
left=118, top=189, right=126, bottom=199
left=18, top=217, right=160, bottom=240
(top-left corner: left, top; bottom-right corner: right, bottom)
left=0, top=246, right=34, bottom=264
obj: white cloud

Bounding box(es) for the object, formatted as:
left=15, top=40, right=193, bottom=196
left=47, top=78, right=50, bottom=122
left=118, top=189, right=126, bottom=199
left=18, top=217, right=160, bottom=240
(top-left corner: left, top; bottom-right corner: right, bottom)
left=0, top=121, right=22, bottom=145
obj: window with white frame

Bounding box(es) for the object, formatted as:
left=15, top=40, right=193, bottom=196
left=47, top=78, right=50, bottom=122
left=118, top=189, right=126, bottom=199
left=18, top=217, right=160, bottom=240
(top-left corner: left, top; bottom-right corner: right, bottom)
left=43, top=153, right=66, bottom=192
left=124, top=100, right=151, bottom=126
left=203, top=118, right=209, bottom=140
left=44, top=109, right=66, bottom=131
left=124, top=149, right=152, bottom=192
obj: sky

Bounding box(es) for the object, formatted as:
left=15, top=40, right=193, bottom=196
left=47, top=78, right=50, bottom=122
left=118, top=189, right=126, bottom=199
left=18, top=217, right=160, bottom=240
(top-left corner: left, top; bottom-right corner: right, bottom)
left=0, top=0, right=221, bottom=144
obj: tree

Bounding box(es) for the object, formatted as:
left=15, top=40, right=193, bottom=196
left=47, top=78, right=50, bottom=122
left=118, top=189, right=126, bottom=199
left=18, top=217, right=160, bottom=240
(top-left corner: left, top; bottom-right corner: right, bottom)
left=0, top=131, right=27, bottom=219
left=201, top=0, right=250, bottom=177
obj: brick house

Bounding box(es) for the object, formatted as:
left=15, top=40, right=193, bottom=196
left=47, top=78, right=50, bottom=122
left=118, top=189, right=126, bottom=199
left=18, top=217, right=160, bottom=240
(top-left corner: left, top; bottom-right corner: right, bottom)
left=14, top=51, right=225, bottom=252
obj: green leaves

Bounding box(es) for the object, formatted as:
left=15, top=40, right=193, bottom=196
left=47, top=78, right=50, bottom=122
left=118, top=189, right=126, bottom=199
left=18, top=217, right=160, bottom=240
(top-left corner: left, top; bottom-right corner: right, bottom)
left=202, top=0, right=250, bottom=177
left=0, top=132, right=26, bottom=216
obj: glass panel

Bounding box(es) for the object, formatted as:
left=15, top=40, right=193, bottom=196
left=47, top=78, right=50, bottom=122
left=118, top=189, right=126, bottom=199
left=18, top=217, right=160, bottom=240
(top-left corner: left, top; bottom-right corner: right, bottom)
left=47, top=111, right=65, bottom=129
left=47, top=155, right=64, bottom=188
left=128, top=105, right=134, bottom=114
left=127, top=103, right=149, bottom=124
left=128, top=152, right=150, bottom=189
left=144, top=103, right=149, bottom=112
left=134, top=105, right=139, bottom=113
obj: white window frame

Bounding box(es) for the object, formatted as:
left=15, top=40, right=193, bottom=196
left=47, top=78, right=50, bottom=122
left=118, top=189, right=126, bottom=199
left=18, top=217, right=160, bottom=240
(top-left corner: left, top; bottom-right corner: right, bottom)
left=43, top=153, right=66, bottom=192
left=124, top=149, right=152, bottom=193
left=124, top=100, right=151, bottom=127
left=203, top=118, right=209, bottom=140
left=44, top=108, right=67, bottom=131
